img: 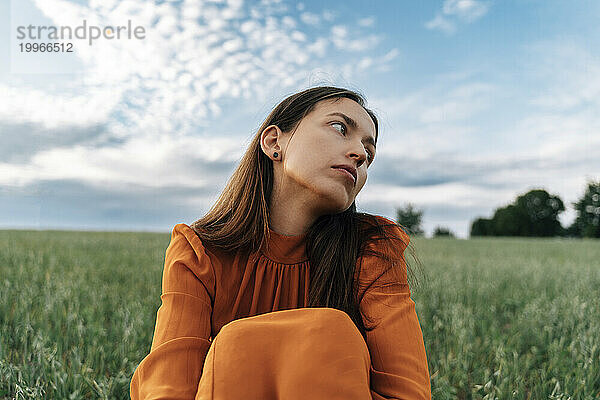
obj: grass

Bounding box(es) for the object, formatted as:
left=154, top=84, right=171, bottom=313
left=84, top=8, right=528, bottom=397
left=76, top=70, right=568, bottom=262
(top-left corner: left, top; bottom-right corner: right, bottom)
left=0, top=229, right=598, bottom=399
left=413, top=236, right=600, bottom=399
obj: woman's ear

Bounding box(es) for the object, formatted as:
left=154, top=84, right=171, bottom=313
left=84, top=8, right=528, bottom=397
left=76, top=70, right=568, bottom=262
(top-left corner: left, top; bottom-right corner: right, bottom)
left=260, top=125, right=284, bottom=161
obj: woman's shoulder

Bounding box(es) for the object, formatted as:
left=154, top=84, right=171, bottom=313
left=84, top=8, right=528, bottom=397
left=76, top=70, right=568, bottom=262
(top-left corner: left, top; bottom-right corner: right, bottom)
left=167, top=223, right=216, bottom=263
left=362, top=214, right=411, bottom=248
left=356, top=215, right=411, bottom=288
left=161, top=223, right=217, bottom=299
left=171, top=223, right=205, bottom=248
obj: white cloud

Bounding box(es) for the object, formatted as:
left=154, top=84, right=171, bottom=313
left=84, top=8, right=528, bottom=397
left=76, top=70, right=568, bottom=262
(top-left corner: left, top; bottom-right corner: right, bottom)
left=300, top=11, right=319, bottom=25
left=382, top=48, right=400, bottom=63
left=0, top=84, right=120, bottom=130
left=2, top=0, right=398, bottom=197
left=3, top=0, right=394, bottom=136
left=0, top=134, right=243, bottom=189
left=358, top=16, right=375, bottom=27
left=357, top=57, right=373, bottom=71
left=322, top=10, right=335, bottom=22
left=425, top=14, right=456, bottom=34
left=360, top=180, right=516, bottom=210
left=330, top=25, right=382, bottom=51
left=281, top=15, right=296, bottom=29
left=306, top=37, right=328, bottom=57
left=426, top=0, right=490, bottom=34
left=443, top=0, right=490, bottom=21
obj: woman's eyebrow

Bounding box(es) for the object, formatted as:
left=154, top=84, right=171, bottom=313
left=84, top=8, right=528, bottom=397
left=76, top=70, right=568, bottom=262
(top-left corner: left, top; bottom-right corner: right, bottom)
left=325, top=112, right=377, bottom=150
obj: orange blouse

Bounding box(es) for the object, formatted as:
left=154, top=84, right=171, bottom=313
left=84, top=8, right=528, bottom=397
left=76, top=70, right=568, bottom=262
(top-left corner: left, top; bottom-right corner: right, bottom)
left=130, top=215, right=431, bottom=399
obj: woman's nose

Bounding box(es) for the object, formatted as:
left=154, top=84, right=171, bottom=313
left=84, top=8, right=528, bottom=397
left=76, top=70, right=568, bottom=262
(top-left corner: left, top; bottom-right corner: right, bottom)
left=349, top=147, right=367, bottom=167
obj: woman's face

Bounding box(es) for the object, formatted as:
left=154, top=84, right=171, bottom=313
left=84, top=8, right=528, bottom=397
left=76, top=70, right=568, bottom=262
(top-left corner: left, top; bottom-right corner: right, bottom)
left=262, top=97, right=377, bottom=216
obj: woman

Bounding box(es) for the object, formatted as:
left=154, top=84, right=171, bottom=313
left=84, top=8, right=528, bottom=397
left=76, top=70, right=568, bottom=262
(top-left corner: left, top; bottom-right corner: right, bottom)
left=130, top=86, right=431, bottom=399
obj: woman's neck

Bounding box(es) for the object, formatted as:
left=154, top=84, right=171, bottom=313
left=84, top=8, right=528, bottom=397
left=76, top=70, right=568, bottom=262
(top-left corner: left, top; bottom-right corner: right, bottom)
left=268, top=186, right=317, bottom=236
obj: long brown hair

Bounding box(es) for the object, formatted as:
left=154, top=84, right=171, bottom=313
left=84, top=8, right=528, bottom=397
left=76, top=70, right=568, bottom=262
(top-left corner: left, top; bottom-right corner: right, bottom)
left=190, top=85, right=423, bottom=340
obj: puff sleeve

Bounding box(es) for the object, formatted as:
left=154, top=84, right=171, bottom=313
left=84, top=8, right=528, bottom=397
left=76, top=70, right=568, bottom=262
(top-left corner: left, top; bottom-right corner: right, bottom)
left=130, top=224, right=216, bottom=400
left=358, top=218, right=431, bottom=400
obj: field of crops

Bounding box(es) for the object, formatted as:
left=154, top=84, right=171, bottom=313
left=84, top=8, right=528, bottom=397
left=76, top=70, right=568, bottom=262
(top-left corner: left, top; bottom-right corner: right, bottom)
left=1, top=228, right=598, bottom=399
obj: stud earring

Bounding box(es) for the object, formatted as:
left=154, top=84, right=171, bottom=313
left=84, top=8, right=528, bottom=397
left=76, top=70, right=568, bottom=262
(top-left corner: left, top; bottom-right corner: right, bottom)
left=273, top=152, right=278, bottom=158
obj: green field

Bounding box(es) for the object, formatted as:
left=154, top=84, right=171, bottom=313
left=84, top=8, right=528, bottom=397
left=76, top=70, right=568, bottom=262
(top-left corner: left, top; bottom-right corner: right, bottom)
left=1, top=229, right=598, bottom=399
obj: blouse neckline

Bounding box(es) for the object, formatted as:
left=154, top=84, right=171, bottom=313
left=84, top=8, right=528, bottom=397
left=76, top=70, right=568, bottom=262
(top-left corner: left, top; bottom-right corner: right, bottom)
left=260, top=226, right=308, bottom=264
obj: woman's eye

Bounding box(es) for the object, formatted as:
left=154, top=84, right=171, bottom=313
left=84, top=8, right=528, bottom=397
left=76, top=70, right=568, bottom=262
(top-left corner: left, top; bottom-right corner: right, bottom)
left=331, top=122, right=346, bottom=134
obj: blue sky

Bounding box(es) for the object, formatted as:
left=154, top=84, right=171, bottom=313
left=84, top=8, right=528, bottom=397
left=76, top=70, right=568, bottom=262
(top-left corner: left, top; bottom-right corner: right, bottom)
left=1, top=0, right=599, bottom=238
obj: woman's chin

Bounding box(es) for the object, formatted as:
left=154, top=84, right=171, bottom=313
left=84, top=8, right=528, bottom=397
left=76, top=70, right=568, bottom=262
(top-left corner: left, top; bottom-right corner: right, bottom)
left=323, top=190, right=354, bottom=213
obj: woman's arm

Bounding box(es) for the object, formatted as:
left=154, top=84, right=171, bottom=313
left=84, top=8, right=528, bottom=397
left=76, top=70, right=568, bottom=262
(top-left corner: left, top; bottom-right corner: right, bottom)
left=130, top=224, right=215, bottom=400
left=358, top=217, right=431, bottom=400
left=361, top=283, right=431, bottom=399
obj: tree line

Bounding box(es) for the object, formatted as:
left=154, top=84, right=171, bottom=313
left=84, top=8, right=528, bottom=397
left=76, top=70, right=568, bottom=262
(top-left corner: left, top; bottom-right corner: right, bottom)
left=394, top=179, right=600, bottom=239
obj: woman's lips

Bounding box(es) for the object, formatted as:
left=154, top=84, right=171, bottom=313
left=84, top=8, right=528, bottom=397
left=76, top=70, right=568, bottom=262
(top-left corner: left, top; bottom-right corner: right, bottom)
left=333, top=167, right=356, bottom=185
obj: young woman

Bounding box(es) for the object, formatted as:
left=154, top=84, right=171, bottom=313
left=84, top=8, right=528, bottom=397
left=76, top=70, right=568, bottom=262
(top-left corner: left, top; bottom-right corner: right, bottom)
left=130, top=86, right=431, bottom=399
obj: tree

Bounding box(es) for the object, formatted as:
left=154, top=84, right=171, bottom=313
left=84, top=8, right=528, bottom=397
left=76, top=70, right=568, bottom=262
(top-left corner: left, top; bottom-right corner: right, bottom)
left=433, top=226, right=454, bottom=237
left=570, top=180, right=600, bottom=238
left=469, top=188, right=565, bottom=237
left=492, top=204, right=524, bottom=236
left=513, top=189, right=564, bottom=236
left=395, top=203, right=424, bottom=236
left=470, top=217, right=494, bottom=236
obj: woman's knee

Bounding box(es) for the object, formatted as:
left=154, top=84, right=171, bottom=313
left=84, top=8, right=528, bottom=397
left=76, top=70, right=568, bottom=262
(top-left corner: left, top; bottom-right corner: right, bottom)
left=309, top=307, right=359, bottom=332
left=216, top=307, right=363, bottom=342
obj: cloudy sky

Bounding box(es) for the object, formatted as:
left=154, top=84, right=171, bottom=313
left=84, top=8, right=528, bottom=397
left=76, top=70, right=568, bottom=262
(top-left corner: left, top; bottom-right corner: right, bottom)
left=1, top=0, right=599, bottom=238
